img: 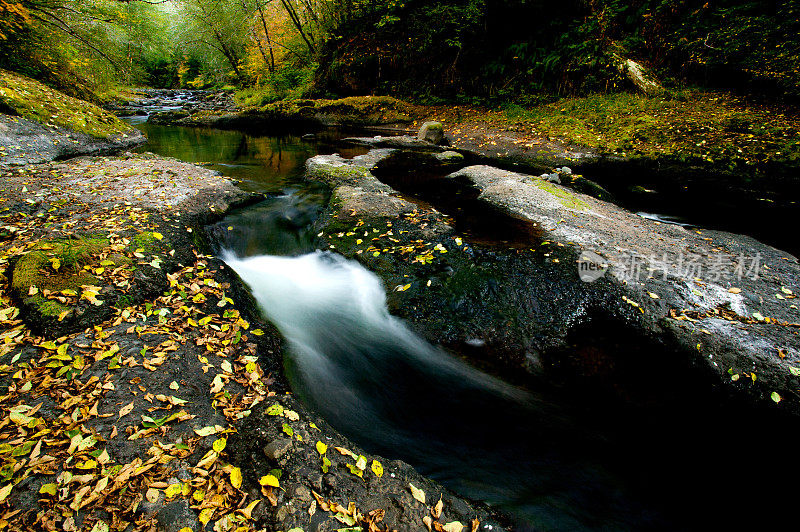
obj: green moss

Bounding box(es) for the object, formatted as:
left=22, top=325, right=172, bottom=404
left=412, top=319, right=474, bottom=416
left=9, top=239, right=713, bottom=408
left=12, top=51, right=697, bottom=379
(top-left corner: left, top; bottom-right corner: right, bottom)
left=260, top=96, right=415, bottom=125
left=0, top=69, right=135, bottom=139
left=12, top=237, right=107, bottom=316
left=32, top=296, right=69, bottom=317
left=307, top=163, right=373, bottom=186
left=130, top=231, right=161, bottom=252
left=533, top=180, right=590, bottom=211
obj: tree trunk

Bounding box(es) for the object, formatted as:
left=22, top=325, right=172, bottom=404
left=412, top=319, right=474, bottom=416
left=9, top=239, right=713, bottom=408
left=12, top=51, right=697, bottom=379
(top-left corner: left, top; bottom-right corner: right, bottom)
left=256, top=0, right=276, bottom=73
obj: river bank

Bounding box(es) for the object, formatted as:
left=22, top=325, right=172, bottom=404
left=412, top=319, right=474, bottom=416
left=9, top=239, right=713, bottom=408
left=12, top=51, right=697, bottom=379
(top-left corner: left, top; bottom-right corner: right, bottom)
left=0, top=151, right=504, bottom=531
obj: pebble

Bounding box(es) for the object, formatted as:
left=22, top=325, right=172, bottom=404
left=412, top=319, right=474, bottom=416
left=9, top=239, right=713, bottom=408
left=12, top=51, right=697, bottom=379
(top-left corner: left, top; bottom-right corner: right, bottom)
left=263, top=437, right=292, bottom=460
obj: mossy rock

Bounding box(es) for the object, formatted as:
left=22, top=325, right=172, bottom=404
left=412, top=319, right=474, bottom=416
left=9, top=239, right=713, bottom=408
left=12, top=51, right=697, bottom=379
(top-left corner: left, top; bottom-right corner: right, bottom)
left=261, top=96, right=414, bottom=125
left=10, top=231, right=170, bottom=336
left=11, top=237, right=109, bottom=330
left=0, top=69, right=136, bottom=139
left=306, top=162, right=375, bottom=186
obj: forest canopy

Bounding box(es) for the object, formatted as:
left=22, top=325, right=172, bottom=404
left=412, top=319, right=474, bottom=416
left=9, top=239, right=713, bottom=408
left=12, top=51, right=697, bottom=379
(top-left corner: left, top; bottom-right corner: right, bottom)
left=0, top=0, right=797, bottom=102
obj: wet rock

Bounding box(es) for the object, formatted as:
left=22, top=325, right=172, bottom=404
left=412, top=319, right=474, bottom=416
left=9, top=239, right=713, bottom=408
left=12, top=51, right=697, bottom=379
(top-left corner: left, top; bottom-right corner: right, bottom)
left=448, top=164, right=800, bottom=415
left=227, top=396, right=508, bottom=532
left=148, top=109, right=191, bottom=124
left=368, top=148, right=468, bottom=176
left=435, top=150, right=466, bottom=166
left=343, top=135, right=449, bottom=152
left=263, top=437, right=292, bottom=460
left=156, top=501, right=200, bottom=532
left=0, top=114, right=144, bottom=168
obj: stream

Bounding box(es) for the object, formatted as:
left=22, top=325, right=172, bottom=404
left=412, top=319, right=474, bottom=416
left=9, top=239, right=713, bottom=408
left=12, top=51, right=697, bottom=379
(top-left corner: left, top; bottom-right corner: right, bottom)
left=129, top=119, right=799, bottom=531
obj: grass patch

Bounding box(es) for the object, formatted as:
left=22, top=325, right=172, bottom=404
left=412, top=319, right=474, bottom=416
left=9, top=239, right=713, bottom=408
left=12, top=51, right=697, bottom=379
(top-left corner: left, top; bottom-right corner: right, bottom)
left=0, top=69, right=135, bottom=138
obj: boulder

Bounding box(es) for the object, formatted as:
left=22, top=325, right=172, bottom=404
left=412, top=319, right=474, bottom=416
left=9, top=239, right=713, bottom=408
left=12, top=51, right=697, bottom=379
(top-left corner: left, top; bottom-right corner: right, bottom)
left=417, top=121, right=446, bottom=144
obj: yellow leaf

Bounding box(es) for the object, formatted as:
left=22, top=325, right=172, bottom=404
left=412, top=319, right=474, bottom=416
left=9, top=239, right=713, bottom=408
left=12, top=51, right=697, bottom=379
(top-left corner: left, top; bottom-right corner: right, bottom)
left=238, top=499, right=260, bottom=519
left=371, top=460, right=383, bottom=478
left=39, top=483, right=58, bottom=496
left=119, top=401, right=134, bottom=418
left=259, top=474, right=279, bottom=488
left=212, top=438, right=227, bottom=453
left=196, top=450, right=218, bottom=469
left=152, top=232, right=163, bottom=240
left=335, top=447, right=357, bottom=459
left=165, top=483, right=182, bottom=498
left=0, top=484, right=11, bottom=502
left=230, top=467, right=242, bottom=489
left=145, top=488, right=160, bottom=503
left=210, top=374, right=224, bottom=394
left=251, top=329, right=264, bottom=336
left=198, top=508, right=214, bottom=525
left=316, top=441, right=327, bottom=455
left=443, top=522, right=464, bottom=532
left=433, top=496, right=443, bottom=519
left=409, top=483, right=425, bottom=504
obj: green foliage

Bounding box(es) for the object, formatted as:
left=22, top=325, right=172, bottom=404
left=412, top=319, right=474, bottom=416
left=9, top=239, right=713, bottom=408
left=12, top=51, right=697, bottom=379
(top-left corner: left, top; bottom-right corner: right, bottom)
left=237, top=63, right=317, bottom=106
left=0, top=69, right=135, bottom=137
left=0, top=0, right=177, bottom=98
left=317, top=0, right=800, bottom=100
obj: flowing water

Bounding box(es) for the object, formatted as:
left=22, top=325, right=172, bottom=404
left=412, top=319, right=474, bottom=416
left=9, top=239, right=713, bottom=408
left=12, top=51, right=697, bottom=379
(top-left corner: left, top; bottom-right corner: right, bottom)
left=130, top=120, right=799, bottom=531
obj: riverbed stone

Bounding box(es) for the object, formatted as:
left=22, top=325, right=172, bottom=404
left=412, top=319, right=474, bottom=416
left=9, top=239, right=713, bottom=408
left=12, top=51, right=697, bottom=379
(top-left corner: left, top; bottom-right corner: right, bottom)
left=447, top=164, right=800, bottom=414
left=418, top=121, right=446, bottom=144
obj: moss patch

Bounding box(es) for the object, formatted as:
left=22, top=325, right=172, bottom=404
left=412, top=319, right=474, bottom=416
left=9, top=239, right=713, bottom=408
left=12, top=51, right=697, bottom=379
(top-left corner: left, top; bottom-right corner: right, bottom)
left=260, top=96, right=415, bottom=125
left=533, top=180, right=590, bottom=211
left=307, top=163, right=374, bottom=186
left=0, top=69, right=135, bottom=139
left=130, top=231, right=161, bottom=253
left=11, top=237, right=106, bottom=316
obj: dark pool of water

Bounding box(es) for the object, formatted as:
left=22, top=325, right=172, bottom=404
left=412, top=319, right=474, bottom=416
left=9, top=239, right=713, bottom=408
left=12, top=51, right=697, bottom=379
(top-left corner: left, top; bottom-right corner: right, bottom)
left=131, top=122, right=800, bottom=531
left=593, top=173, right=800, bottom=258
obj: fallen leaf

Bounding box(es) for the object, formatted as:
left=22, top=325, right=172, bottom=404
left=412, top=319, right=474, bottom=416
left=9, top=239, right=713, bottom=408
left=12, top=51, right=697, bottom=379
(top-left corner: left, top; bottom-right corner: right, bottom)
left=230, top=467, right=242, bottom=489
left=119, top=402, right=134, bottom=418
left=409, top=483, right=426, bottom=504
left=260, top=474, right=279, bottom=488
left=371, top=460, right=383, bottom=478
left=443, top=521, right=464, bottom=532
left=433, top=496, right=443, bottom=519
